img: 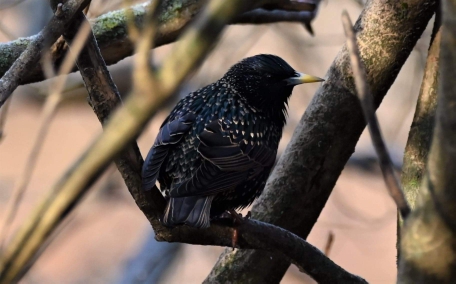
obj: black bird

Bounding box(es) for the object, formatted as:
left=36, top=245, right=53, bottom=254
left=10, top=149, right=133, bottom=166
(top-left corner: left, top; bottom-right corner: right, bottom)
left=142, top=54, right=324, bottom=228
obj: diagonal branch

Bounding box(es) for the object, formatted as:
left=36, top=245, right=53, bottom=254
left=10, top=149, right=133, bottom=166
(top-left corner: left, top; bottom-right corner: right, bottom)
left=155, top=219, right=367, bottom=284
left=0, top=1, right=321, bottom=87
left=0, top=0, right=91, bottom=108
left=0, top=1, right=251, bottom=281
left=62, top=10, right=167, bottom=224
left=342, top=11, right=410, bottom=219
left=205, top=1, right=437, bottom=282
left=0, top=18, right=93, bottom=252
left=0, top=1, right=366, bottom=283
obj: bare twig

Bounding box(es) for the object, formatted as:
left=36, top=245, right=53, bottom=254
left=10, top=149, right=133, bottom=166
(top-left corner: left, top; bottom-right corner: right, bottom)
left=0, top=0, right=320, bottom=86
left=0, top=1, right=248, bottom=282
left=342, top=11, right=410, bottom=218
left=234, top=8, right=318, bottom=35
left=133, top=0, right=161, bottom=95
left=0, top=19, right=93, bottom=253
left=0, top=1, right=365, bottom=283
left=156, top=219, right=367, bottom=283
left=0, top=0, right=91, bottom=109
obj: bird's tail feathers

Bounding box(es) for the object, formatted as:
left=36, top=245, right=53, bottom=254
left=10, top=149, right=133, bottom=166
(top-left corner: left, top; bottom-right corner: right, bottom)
left=162, top=195, right=214, bottom=228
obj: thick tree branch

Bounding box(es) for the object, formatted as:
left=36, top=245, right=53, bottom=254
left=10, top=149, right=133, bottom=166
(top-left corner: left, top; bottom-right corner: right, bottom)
left=398, top=10, right=440, bottom=259
left=0, top=0, right=261, bottom=281
left=0, top=1, right=367, bottom=283
left=206, top=1, right=437, bottom=283
left=399, top=1, right=456, bottom=282
left=0, top=0, right=91, bottom=108
left=0, top=1, right=320, bottom=87
left=401, top=14, right=441, bottom=211
left=342, top=11, right=410, bottom=218
left=155, top=219, right=367, bottom=284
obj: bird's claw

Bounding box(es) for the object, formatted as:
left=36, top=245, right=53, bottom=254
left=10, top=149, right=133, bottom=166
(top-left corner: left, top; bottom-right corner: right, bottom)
left=228, top=210, right=252, bottom=250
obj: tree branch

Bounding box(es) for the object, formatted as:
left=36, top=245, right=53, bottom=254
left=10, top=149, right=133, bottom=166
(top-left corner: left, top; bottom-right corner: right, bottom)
left=206, top=0, right=437, bottom=282
left=398, top=8, right=441, bottom=260
left=401, top=11, right=441, bottom=211
left=155, top=219, right=367, bottom=284
left=0, top=0, right=255, bottom=281
left=62, top=10, right=167, bottom=225
left=399, top=0, right=456, bottom=282
left=342, top=11, right=410, bottom=218
left=0, top=0, right=91, bottom=108
left=0, top=1, right=367, bottom=283
left=0, top=17, right=93, bottom=252
left=0, top=1, right=320, bottom=87
left=235, top=8, right=318, bottom=35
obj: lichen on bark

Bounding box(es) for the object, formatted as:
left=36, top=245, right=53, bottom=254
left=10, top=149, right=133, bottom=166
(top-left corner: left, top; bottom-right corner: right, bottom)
left=401, top=18, right=440, bottom=211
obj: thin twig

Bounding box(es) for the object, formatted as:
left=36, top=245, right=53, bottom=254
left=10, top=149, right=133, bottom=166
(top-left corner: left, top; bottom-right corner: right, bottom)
left=235, top=8, right=318, bottom=35
left=341, top=11, right=411, bottom=218
left=0, top=2, right=365, bottom=284
left=0, top=1, right=247, bottom=282
left=133, top=0, right=161, bottom=94
left=0, top=19, right=93, bottom=253
left=0, top=0, right=320, bottom=87
left=155, top=219, right=367, bottom=283
left=0, top=0, right=90, bottom=109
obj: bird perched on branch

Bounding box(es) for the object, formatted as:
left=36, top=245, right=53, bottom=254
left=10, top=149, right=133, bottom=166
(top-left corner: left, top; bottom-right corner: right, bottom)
left=142, top=54, right=324, bottom=228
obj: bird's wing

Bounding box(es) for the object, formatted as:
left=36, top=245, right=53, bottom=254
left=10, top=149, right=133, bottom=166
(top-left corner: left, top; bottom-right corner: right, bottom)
left=142, top=113, right=196, bottom=191
left=169, top=120, right=276, bottom=197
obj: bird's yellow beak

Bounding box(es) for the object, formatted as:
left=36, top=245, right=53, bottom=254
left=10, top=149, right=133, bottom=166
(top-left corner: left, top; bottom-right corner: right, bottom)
left=284, top=72, right=325, bottom=86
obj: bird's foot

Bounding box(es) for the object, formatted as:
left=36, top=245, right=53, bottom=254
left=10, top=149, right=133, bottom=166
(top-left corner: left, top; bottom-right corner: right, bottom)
left=227, top=210, right=251, bottom=250
left=228, top=210, right=251, bottom=223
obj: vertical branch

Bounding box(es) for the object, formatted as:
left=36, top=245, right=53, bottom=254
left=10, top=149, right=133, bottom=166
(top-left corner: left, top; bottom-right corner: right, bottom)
left=398, top=11, right=441, bottom=260
left=401, top=10, right=441, bottom=212
left=399, top=0, right=456, bottom=282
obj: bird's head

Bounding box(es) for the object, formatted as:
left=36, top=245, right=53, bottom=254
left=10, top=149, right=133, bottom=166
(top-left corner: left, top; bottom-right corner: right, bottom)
left=222, top=54, right=324, bottom=125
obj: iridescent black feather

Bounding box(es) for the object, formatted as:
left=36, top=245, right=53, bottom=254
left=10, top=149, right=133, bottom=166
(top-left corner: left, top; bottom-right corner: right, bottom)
left=142, top=54, right=309, bottom=228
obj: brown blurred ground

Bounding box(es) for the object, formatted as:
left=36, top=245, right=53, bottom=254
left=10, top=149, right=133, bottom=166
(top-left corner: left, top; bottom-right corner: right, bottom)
left=0, top=0, right=431, bottom=283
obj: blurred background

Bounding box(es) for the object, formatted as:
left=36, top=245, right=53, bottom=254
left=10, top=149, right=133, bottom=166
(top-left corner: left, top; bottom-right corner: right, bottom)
left=0, top=0, right=432, bottom=283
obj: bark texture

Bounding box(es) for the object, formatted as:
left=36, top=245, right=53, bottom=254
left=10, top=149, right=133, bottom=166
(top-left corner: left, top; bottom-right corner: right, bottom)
left=401, top=18, right=440, bottom=211
left=206, top=1, right=437, bottom=283
left=398, top=10, right=440, bottom=262
left=398, top=1, right=456, bottom=282
left=0, top=0, right=317, bottom=86
left=0, top=1, right=200, bottom=86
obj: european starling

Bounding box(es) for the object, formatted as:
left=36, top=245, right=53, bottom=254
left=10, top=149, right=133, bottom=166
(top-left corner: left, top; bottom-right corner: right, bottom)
left=142, top=54, right=324, bottom=228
